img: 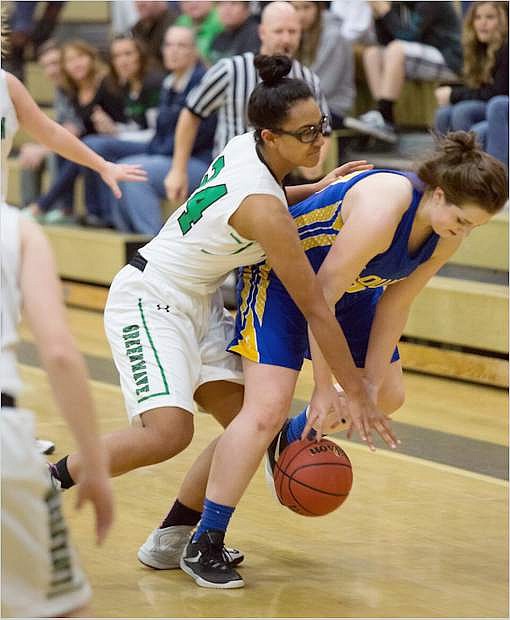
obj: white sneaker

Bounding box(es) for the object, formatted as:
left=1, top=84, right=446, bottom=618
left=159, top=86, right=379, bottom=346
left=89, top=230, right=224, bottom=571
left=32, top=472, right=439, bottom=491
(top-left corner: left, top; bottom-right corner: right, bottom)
left=344, top=110, right=398, bottom=143
left=138, top=526, right=244, bottom=569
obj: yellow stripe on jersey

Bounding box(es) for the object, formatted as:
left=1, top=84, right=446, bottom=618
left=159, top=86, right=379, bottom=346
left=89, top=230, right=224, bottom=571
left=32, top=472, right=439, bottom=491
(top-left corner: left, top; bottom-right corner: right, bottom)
left=302, top=232, right=338, bottom=251
left=238, top=269, right=251, bottom=321
left=294, top=202, right=340, bottom=231
left=229, top=309, right=260, bottom=362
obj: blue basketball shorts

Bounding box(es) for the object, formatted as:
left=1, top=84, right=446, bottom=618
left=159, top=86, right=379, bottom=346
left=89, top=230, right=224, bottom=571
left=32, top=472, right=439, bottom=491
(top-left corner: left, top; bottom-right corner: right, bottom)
left=228, top=265, right=400, bottom=371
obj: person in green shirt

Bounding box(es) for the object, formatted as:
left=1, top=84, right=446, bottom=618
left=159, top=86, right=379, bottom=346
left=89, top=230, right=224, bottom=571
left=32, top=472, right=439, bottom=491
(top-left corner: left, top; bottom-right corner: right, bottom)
left=176, top=1, right=224, bottom=65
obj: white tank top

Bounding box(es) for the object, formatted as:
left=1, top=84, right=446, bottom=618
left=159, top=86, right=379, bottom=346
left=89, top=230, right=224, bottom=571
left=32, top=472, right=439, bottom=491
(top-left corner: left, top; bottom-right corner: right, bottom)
left=1, top=205, right=22, bottom=397
left=140, top=132, right=287, bottom=295
left=0, top=70, right=19, bottom=202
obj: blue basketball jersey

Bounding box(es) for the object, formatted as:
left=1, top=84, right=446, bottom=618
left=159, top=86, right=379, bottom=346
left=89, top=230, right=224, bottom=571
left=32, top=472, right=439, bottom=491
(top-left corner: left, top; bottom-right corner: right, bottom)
left=288, top=168, right=439, bottom=308
left=229, top=169, right=439, bottom=370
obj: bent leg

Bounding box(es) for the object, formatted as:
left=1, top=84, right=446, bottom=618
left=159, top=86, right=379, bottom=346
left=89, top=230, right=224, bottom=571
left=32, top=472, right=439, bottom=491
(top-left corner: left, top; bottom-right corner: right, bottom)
left=206, top=361, right=298, bottom=507
left=66, top=405, right=195, bottom=482
left=176, top=380, right=245, bottom=511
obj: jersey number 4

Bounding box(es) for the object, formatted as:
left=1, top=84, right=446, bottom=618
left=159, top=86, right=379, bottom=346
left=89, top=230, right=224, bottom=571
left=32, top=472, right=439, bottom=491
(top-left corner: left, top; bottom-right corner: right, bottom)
left=178, top=156, right=227, bottom=235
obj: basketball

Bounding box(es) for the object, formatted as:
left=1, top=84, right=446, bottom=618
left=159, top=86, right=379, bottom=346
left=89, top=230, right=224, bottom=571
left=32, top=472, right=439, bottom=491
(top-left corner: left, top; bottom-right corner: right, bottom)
left=273, top=438, right=353, bottom=516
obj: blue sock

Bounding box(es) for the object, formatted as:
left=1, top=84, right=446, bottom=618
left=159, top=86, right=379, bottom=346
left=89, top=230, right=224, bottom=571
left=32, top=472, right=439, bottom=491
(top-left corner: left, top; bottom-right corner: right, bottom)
left=193, top=498, right=234, bottom=541
left=286, top=407, right=317, bottom=443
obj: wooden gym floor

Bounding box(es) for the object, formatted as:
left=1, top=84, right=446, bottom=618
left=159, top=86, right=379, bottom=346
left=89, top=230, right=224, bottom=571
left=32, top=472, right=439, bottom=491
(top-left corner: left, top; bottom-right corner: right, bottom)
left=16, top=307, right=508, bottom=619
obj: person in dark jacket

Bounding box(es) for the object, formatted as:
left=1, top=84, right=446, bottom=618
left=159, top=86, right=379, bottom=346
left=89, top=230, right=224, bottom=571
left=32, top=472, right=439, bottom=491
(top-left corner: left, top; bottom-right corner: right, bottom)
left=435, top=1, right=508, bottom=165
left=209, top=1, right=261, bottom=64
left=344, top=1, right=462, bottom=143
left=109, top=26, right=216, bottom=235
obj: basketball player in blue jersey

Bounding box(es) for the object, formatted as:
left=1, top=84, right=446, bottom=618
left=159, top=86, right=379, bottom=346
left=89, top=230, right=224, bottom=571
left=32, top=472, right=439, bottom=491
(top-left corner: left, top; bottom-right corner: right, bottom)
left=156, top=130, right=506, bottom=589
left=228, top=130, right=508, bottom=480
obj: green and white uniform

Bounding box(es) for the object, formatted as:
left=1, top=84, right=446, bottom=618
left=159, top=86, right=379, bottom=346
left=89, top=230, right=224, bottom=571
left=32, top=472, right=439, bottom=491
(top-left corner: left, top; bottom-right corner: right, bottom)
left=1, top=70, right=91, bottom=619
left=105, top=131, right=286, bottom=422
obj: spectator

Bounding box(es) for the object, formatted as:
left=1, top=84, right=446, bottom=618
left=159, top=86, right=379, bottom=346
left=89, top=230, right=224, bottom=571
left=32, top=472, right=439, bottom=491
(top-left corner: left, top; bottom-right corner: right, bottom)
left=330, top=0, right=375, bottom=44
left=25, top=40, right=126, bottom=224
left=5, top=1, right=66, bottom=81
left=175, top=1, right=224, bottom=64
left=131, top=0, right=179, bottom=71
left=108, top=26, right=217, bottom=235
left=32, top=35, right=165, bottom=228
left=18, top=40, right=82, bottom=210
left=345, top=1, right=462, bottom=143
left=98, top=35, right=163, bottom=138
left=435, top=1, right=508, bottom=166
left=293, top=1, right=354, bottom=128
left=165, top=0, right=331, bottom=204
left=209, top=1, right=261, bottom=64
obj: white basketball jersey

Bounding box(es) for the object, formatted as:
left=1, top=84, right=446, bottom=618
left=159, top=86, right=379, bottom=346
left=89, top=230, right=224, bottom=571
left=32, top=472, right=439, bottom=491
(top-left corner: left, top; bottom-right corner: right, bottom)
left=1, top=205, right=22, bottom=397
left=140, top=132, right=287, bottom=295
left=0, top=70, right=19, bottom=202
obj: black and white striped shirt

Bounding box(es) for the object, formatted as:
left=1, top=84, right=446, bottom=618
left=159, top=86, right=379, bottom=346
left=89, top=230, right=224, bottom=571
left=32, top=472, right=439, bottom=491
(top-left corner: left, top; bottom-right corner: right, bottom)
left=185, top=51, right=330, bottom=156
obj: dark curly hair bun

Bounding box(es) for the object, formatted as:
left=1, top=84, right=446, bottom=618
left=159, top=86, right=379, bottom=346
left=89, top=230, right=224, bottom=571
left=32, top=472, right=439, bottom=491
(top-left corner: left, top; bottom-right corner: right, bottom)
left=254, top=54, right=292, bottom=86
left=440, top=130, right=479, bottom=163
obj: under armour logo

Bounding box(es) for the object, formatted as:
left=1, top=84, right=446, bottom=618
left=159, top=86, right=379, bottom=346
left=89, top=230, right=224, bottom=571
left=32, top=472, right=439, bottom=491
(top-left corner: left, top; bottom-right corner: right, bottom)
left=157, top=304, right=170, bottom=312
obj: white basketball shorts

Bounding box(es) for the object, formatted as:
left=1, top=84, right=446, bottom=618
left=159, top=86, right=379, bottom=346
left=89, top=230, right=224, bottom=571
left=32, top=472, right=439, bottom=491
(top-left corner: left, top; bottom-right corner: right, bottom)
left=104, top=264, right=244, bottom=423
left=1, top=408, right=91, bottom=618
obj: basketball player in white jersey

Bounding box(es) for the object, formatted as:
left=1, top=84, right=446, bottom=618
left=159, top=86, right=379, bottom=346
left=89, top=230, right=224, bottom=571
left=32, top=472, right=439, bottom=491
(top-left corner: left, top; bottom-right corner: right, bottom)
left=1, top=67, right=145, bottom=617
left=50, top=55, right=397, bottom=589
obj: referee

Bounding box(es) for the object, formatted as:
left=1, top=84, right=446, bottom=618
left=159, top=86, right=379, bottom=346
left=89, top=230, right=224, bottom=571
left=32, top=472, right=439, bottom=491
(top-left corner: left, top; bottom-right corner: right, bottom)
left=165, top=0, right=331, bottom=203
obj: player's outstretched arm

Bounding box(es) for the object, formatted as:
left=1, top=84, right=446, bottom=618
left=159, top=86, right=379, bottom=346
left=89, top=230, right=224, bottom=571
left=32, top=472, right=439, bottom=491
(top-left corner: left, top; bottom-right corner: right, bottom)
left=19, top=217, right=114, bottom=544
left=6, top=72, right=147, bottom=199
left=230, top=194, right=393, bottom=450
left=363, top=237, right=462, bottom=392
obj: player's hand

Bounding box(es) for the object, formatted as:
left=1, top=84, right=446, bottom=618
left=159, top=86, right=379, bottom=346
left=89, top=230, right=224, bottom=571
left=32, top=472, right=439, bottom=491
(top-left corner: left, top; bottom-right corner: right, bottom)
left=75, top=465, right=114, bottom=545
left=164, top=167, right=188, bottom=204
left=346, top=380, right=399, bottom=451
left=316, top=160, right=373, bottom=191
left=303, top=384, right=347, bottom=441
left=99, top=161, right=148, bottom=199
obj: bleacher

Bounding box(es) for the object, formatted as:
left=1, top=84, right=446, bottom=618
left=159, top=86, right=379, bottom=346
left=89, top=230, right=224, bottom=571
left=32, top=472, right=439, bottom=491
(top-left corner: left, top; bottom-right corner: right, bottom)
left=6, top=1, right=508, bottom=389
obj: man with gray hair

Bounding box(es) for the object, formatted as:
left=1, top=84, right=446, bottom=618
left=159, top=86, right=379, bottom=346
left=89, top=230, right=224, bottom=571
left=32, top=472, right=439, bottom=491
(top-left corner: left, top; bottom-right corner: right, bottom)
left=165, top=0, right=331, bottom=203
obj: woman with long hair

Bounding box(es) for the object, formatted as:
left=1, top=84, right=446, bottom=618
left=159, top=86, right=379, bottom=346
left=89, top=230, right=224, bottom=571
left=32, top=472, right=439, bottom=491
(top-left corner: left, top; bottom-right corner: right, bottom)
left=293, top=1, right=354, bottom=129
left=25, top=39, right=126, bottom=223
left=26, top=38, right=160, bottom=225
left=435, top=1, right=508, bottom=164
left=155, top=130, right=506, bottom=590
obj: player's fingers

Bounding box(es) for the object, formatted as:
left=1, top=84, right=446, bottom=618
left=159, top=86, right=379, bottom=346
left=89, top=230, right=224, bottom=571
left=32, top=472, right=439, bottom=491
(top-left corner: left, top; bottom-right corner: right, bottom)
left=364, top=423, right=376, bottom=452
left=301, top=409, right=316, bottom=441
left=107, top=178, right=121, bottom=199
left=95, top=500, right=114, bottom=545
left=376, top=418, right=399, bottom=449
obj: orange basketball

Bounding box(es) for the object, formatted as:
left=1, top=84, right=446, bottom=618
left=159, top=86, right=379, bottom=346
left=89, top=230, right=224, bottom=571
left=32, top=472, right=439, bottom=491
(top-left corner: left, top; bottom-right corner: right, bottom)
left=273, top=438, right=353, bottom=516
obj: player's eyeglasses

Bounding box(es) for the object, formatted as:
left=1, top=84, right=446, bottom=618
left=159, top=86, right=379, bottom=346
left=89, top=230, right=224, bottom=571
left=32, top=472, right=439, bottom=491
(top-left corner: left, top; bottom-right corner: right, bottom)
left=270, top=114, right=329, bottom=144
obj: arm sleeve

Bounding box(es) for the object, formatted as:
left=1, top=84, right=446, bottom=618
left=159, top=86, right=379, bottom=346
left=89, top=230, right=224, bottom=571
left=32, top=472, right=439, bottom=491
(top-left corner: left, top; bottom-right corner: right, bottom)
left=185, top=59, right=230, bottom=119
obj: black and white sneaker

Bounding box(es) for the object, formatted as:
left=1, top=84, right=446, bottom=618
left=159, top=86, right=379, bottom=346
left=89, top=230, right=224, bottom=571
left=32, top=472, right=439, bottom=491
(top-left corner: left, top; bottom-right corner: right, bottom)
left=265, top=418, right=291, bottom=498
left=37, top=438, right=55, bottom=455
left=180, top=530, right=244, bottom=589
left=138, top=525, right=244, bottom=570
